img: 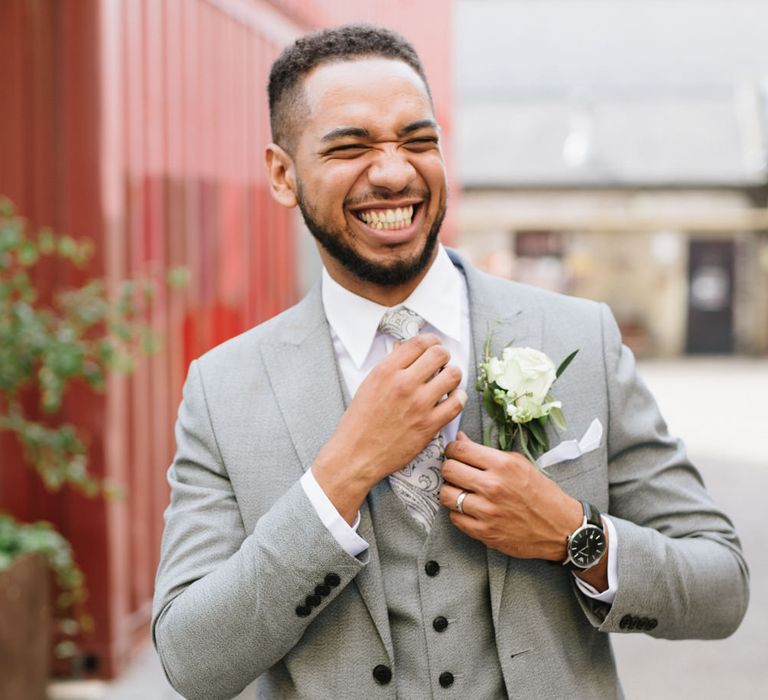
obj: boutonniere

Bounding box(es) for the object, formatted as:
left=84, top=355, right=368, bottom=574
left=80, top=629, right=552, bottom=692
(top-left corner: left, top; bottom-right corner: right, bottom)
left=476, top=332, right=578, bottom=462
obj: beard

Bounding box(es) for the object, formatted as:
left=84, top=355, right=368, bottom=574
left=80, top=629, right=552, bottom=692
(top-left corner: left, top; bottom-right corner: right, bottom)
left=296, top=185, right=446, bottom=287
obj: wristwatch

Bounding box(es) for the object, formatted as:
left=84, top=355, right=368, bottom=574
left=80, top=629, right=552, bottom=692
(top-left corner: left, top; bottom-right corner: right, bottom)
left=562, top=500, right=607, bottom=570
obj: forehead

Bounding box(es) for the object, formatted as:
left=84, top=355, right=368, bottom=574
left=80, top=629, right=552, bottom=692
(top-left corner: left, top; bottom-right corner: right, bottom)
left=299, top=57, right=435, bottom=141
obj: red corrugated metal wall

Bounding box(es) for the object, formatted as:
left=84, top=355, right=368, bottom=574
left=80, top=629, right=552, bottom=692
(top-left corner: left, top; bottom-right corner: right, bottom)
left=0, top=0, right=453, bottom=678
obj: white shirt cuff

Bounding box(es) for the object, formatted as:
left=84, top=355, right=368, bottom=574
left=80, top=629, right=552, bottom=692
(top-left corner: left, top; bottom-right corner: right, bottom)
left=573, top=515, right=618, bottom=604
left=300, top=470, right=369, bottom=557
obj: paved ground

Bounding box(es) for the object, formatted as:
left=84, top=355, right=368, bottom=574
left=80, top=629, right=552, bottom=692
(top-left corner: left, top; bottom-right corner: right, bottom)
left=48, top=358, right=768, bottom=699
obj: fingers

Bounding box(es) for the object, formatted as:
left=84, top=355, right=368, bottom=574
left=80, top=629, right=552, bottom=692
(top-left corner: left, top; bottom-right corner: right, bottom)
left=441, top=456, right=488, bottom=492
left=388, top=335, right=456, bottom=388
left=378, top=334, right=460, bottom=398
left=403, top=342, right=452, bottom=384
left=401, top=340, right=463, bottom=426
left=385, top=333, right=443, bottom=370
left=430, top=385, right=467, bottom=428
left=444, top=434, right=523, bottom=471
left=424, top=362, right=462, bottom=400
left=439, top=482, right=479, bottom=519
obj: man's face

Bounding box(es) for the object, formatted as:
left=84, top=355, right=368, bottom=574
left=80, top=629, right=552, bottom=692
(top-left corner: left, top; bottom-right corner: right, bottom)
left=286, top=58, right=448, bottom=296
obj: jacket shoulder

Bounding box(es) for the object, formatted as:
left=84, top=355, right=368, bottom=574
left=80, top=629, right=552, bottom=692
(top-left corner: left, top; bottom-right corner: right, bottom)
left=465, top=259, right=607, bottom=323
left=192, top=288, right=323, bottom=374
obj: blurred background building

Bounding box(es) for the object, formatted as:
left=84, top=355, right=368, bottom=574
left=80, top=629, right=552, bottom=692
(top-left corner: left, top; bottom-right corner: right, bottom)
left=1, top=0, right=766, bottom=694
left=455, top=0, right=768, bottom=357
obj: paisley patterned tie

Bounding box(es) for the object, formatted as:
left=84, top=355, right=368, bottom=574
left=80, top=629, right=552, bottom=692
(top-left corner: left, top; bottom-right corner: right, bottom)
left=378, top=307, right=444, bottom=531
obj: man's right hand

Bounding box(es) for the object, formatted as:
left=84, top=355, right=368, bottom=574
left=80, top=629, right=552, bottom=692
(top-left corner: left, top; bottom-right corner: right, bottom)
left=311, top=333, right=465, bottom=524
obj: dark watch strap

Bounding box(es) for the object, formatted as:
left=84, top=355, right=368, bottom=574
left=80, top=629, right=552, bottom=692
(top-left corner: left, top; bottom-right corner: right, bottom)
left=581, top=500, right=602, bottom=528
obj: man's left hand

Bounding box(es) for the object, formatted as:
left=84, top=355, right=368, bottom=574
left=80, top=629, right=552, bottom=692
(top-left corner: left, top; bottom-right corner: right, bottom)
left=440, top=432, right=583, bottom=562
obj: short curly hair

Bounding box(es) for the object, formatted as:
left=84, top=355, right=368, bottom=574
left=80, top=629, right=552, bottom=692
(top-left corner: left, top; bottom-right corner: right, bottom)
left=268, top=24, right=431, bottom=151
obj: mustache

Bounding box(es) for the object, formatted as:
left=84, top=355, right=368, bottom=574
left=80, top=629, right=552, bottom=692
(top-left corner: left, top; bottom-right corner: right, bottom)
left=344, top=188, right=428, bottom=208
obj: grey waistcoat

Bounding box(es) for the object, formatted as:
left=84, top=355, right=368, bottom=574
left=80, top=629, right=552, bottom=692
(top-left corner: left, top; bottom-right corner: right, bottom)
left=368, top=479, right=506, bottom=699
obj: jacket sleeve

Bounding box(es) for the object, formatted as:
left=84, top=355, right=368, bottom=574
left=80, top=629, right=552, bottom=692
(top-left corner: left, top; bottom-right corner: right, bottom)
left=151, top=360, right=366, bottom=700
left=576, top=304, right=749, bottom=638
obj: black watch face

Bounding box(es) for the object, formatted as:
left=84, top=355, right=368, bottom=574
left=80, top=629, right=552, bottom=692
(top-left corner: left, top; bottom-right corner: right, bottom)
left=569, top=526, right=607, bottom=568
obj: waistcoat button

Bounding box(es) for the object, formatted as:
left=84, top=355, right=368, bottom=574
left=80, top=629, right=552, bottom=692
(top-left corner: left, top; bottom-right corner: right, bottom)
left=373, top=664, right=392, bottom=685
left=439, top=671, right=454, bottom=688
left=425, top=560, right=440, bottom=577
left=433, top=615, right=448, bottom=632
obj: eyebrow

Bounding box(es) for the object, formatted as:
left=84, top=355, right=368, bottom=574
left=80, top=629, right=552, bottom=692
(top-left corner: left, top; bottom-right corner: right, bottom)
left=320, top=127, right=370, bottom=143
left=320, top=120, right=439, bottom=143
left=397, top=119, right=439, bottom=136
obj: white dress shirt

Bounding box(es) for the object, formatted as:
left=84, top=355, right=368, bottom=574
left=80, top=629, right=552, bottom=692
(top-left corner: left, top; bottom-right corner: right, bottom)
left=300, top=244, right=617, bottom=603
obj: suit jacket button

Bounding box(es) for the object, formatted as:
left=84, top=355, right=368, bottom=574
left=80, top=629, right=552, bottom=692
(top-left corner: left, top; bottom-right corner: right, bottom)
left=372, top=664, right=392, bottom=685
left=433, top=616, right=449, bottom=632
left=638, top=617, right=650, bottom=630
left=425, top=560, right=440, bottom=577
left=647, top=618, right=658, bottom=630
left=295, top=605, right=311, bottom=618
left=439, top=671, right=454, bottom=688
left=315, top=583, right=331, bottom=597
left=306, top=594, right=322, bottom=608
left=619, top=614, right=632, bottom=630
left=325, top=572, right=341, bottom=587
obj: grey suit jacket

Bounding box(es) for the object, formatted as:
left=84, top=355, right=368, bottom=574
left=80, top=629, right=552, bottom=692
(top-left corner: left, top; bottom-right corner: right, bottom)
left=152, top=252, right=749, bottom=700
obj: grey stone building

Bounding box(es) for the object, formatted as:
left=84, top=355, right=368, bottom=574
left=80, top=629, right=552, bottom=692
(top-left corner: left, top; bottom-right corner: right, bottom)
left=455, top=0, right=768, bottom=355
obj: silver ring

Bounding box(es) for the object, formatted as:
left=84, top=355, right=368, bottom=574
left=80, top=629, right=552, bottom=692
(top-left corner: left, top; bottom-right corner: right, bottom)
left=455, top=490, right=468, bottom=515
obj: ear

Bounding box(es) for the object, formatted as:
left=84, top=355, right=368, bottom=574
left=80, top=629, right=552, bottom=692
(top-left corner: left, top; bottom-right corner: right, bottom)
left=265, top=143, right=298, bottom=208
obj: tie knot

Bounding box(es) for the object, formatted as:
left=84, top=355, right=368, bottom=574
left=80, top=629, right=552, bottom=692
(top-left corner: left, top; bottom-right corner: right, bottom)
left=378, top=307, right=426, bottom=341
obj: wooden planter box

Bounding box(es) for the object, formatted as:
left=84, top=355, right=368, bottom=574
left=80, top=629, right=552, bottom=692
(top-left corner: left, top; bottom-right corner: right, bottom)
left=0, top=553, right=51, bottom=700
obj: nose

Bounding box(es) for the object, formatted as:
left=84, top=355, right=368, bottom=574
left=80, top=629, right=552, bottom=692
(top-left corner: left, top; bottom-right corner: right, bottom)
left=366, top=145, right=417, bottom=192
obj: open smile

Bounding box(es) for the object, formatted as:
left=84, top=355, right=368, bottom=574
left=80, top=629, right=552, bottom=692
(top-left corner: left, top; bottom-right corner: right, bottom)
left=354, top=204, right=416, bottom=230
left=348, top=201, right=426, bottom=244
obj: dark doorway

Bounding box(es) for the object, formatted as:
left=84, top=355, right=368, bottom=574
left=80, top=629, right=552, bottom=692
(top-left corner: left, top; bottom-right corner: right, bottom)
left=686, top=239, right=735, bottom=354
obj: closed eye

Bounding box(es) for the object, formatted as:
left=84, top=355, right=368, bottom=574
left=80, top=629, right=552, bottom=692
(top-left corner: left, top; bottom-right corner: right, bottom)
left=404, top=137, right=439, bottom=151
left=324, top=144, right=369, bottom=158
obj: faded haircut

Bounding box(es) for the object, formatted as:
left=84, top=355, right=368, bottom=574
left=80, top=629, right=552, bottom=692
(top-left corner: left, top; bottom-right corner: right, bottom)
left=268, top=24, right=432, bottom=152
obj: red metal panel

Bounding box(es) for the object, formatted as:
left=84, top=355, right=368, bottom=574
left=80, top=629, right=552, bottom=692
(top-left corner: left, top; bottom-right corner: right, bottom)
left=0, top=0, right=25, bottom=206
left=57, top=0, right=115, bottom=672
left=122, top=0, right=152, bottom=669
left=0, top=0, right=453, bottom=678
left=0, top=0, right=35, bottom=524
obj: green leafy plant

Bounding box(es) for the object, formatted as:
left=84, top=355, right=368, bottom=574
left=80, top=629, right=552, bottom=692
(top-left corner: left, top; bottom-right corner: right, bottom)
left=0, top=196, right=185, bottom=658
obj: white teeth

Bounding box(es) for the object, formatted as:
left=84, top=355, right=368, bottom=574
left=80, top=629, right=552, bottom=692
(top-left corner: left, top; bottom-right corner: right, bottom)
left=356, top=205, right=415, bottom=230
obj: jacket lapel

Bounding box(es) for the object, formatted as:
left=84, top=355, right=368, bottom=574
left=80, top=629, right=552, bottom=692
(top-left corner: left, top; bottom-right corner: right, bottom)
left=451, top=252, right=543, bottom=626
left=260, top=283, right=394, bottom=661
left=259, top=285, right=346, bottom=473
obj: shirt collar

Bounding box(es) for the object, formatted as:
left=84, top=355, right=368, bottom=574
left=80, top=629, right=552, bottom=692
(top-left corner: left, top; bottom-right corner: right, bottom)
left=321, top=245, right=465, bottom=368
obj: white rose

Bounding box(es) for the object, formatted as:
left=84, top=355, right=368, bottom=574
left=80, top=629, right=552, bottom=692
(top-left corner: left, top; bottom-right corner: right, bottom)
left=494, top=346, right=556, bottom=404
